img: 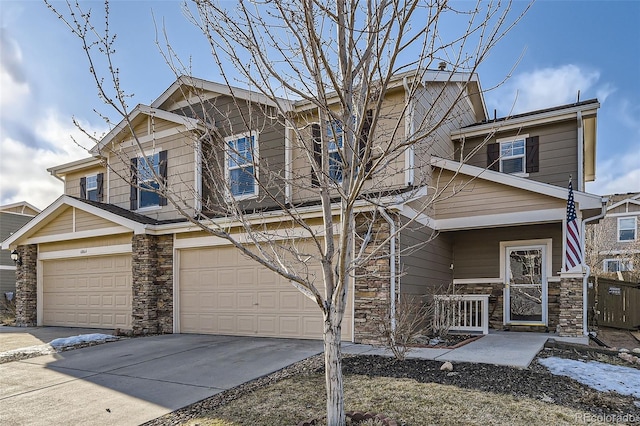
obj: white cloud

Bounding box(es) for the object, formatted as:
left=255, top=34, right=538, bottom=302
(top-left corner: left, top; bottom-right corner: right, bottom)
left=490, top=64, right=609, bottom=115
left=586, top=150, right=640, bottom=196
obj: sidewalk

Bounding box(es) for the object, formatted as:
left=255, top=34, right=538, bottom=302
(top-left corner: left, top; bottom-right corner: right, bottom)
left=0, top=326, right=110, bottom=352
left=342, top=331, right=588, bottom=368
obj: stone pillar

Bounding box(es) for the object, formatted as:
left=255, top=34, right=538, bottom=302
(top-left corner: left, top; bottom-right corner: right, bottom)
left=131, top=235, right=173, bottom=335
left=15, top=244, right=37, bottom=327
left=353, top=213, right=396, bottom=344
left=557, top=273, right=584, bottom=337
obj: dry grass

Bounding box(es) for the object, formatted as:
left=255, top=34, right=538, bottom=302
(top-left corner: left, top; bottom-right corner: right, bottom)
left=183, top=374, right=610, bottom=426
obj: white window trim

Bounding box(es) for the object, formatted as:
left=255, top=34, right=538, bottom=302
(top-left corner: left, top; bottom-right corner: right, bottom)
left=224, top=132, right=259, bottom=201
left=617, top=216, right=637, bottom=242
left=602, top=258, right=634, bottom=273
left=137, top=150, right=162, bottom=210
left=85, top=173, right=98, bottom=201
left=327, top=120, right=344, bottom=183
left=497, top=134, right=528, bottom=177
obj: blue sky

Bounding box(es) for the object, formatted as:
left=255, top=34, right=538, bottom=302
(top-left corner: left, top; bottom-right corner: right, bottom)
left=1, top=0, right=639, bottom=209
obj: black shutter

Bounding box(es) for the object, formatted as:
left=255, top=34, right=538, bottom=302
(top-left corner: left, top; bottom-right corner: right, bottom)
left=96, top=173, right=104, bottom=202
left=80, top=177, right=87, bottom=199
left=159, top=150, right=168, bottom=206
left=359, top=109, right=373, bottom=176
left=487, top=143, right=500, bottom=171
left=311, top=123, right=321, bottom=187
left=130, top=158, right=138, bottom=210
left=526, top=136, right=539, bottom=173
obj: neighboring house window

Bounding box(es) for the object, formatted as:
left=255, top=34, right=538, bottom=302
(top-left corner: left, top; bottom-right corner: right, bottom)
left=80, top=173, right=104, bottom=202
left=487, top=136, right=539, bottom=174
left=327, top=120, right=343, bottom=182
left=603, top=258, right=633, bottom=272
left=225, top=133, right=258, bottom=199
left=130, top=150, right=168, bottom=210
left=618, top=217, right=637, bottom=241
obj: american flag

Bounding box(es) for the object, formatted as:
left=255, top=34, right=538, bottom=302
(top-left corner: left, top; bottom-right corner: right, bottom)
left=565, top=179, right=582, bottom=270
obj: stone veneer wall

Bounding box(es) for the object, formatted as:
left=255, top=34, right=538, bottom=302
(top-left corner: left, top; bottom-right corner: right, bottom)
left=353, top=213, right=397, bottom=344
left=15, top=244, right=37, bottom=327
left=455, top=281, right=561, bottom=331
left=132, top=234, right=173, bottom=335
left=557, top=276, right=584, bottom=337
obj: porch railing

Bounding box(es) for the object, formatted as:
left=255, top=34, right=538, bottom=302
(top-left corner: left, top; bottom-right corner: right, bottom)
left=434, top=294, right=490, bottom=335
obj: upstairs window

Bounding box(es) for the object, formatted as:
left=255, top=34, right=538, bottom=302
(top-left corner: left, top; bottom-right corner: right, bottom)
left=226, top=133, right=258, bottom=199
left=603, top=258, right=633, bottom=272
left=618, top=217, right=637, bottom=241
left=327, top=121, right=343, bottom=182
left=487, top=136, right=539, bottom=175
left=130, top=150, right=167, bottom=210
left=80, top=173, right=103, bottom=202
left=500, top=139, right=525, bottom=174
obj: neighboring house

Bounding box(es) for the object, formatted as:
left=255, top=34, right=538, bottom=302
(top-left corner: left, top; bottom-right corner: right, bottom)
left=0, top=202, right=40, bottom=310
left=1, top=71, right=606, bottom=341
left=586, top=192, right=640, bottom=282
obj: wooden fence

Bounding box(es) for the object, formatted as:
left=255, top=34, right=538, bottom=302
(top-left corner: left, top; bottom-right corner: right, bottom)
left=589, top=277, right=640, bottom=330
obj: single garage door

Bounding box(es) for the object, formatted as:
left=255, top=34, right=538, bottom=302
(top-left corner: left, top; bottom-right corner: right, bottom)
left=42, top=255, right=132, bottom=329
left=178, top=244, right=353, bottom=340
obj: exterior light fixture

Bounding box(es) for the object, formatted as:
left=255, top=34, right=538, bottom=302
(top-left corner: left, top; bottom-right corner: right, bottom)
left=10, top=249, right=22, bottom=266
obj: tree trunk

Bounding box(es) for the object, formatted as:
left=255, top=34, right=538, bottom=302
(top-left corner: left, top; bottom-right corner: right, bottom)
left=324, top=309, right=345, bottom=426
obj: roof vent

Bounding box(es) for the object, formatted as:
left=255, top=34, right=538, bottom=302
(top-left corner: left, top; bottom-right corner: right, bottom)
left=438, top=61, right=447, bottom=71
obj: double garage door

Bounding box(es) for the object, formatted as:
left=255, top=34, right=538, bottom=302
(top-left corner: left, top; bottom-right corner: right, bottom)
left=178, top=245, right=353, bottom=340
left=42, top=255, right=132, bottom=329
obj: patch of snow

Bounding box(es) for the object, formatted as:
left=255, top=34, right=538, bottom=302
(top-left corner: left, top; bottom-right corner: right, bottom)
left=49, top=333, right=117, bottom=348
left=539, top=357, right=640, bottom=398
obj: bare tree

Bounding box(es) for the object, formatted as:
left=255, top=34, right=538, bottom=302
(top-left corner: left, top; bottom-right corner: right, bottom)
left=45, top=0, right=529, bottom=423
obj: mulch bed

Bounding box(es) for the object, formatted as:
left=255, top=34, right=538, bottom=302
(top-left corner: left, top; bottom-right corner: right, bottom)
left=145, top=342, right=640, bottom=425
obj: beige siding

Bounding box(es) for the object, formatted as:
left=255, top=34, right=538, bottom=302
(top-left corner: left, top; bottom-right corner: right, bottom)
left=291, top=89, right=406, bottom=204
left=34, top=207, right=74, bottom=237
left=39, top=234, right=132, bottom=253
left=450, top=224, right=563, bottom=279
left=64, top=165, right=106, bottom=198
left=455, top=120, right=579, bottom=188
left=0, top=205, right=39, bottom=215
left=432, top=169, right=564, bottom=220
left=610, top=203, right=640, bottom=214
left=399, top=219, right=453, bottom=296
left=108, top=128, right=198, bottom=221
left=73, top=208, right=117, bottom=232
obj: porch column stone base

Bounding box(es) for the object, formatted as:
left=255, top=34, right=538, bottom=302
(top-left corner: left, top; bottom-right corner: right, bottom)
left=131, top=234, right=173, bottom=335
left=15, top=244, right=38, bottom=327
left=557, top=273, right=584, bottom=337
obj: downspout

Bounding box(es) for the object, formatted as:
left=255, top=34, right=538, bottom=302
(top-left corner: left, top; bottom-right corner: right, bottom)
left=577, top=111, right=584, bottom=192
left=378, top=207, right=397, bottom=332
left=581, top=197, right=608, bottom=336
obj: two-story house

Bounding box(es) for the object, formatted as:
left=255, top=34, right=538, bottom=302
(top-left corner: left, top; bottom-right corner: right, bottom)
left=0, top=202, right=40, bottom=313
left=2, top=71, right=605, bottom=341
left=586, top=192, right=640, bottom=281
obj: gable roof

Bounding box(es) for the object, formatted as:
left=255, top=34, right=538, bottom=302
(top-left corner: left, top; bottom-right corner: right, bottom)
left=151, top=75, right=293, bottom=112
left=430, top=157, right=605, bottom=210
left=89, top=104, right=204, bottom=155
left=607, top=193, right=640, bottom=211
left=0, top=201, right=41, bottom=216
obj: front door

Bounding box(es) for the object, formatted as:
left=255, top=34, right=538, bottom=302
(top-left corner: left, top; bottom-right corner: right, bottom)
left=504, top=246, right=547, bottom=325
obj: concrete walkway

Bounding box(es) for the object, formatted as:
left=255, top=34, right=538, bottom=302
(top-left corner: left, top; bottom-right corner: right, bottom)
left=343, top=331, right=588, bottom=368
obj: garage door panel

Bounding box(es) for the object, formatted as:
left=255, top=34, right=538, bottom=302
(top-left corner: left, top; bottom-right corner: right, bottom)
left=179, top=244, right=353, bottom=340
left=43, top=255, right=132, bottom=329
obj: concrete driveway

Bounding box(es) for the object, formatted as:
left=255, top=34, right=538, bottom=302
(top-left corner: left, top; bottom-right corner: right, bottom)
left=0, top=333, right=324, bottom=425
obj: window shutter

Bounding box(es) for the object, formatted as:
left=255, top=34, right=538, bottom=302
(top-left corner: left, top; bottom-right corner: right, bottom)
left=80, top=177, right=87, bottom=199
left=311, top=123, right=321, bottom=187
left=487, top=143, right=500, bottom=171
left=130, top=157, right=138, bottom=210
left=159, top=150, right=168, bottom=206
left=359, top=109, right=373, bottom=176
left=526, top=136, right=539, bottom=173
left=96, top=173, right=104, bottom=202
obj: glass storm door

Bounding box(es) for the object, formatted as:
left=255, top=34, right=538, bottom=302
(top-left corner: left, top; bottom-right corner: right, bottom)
left=505, top=246, right=547, bottom=325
